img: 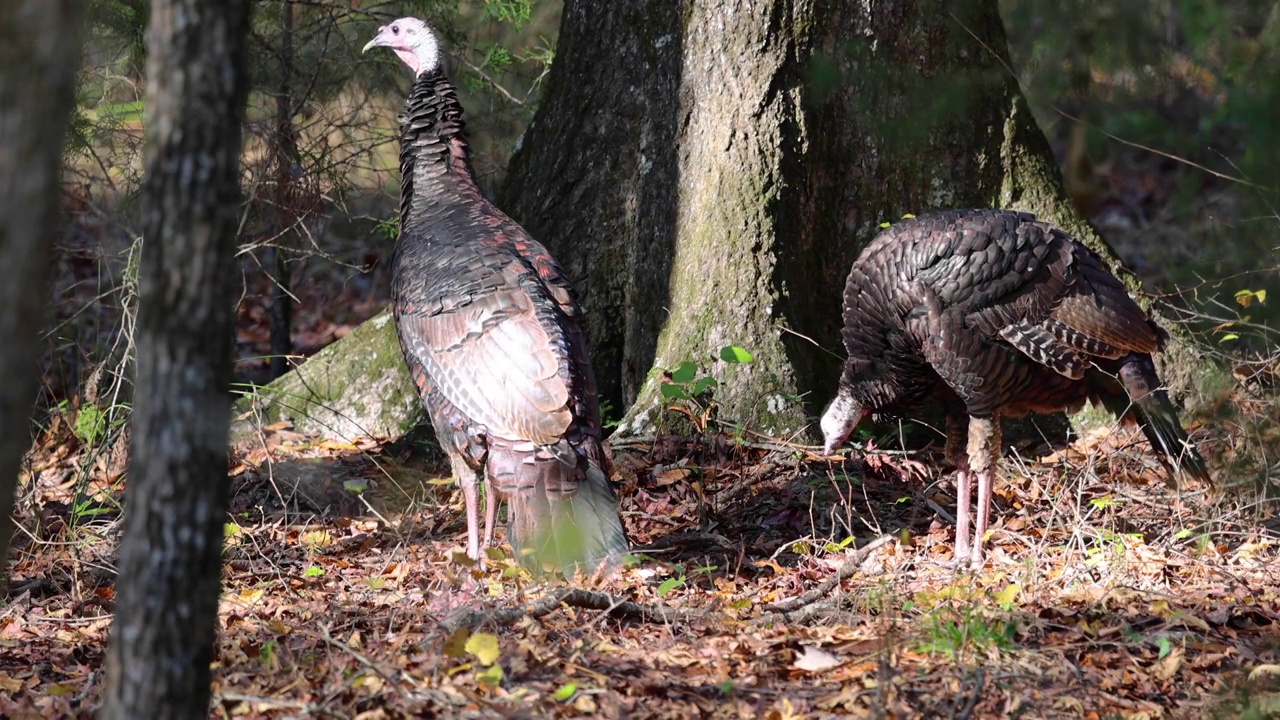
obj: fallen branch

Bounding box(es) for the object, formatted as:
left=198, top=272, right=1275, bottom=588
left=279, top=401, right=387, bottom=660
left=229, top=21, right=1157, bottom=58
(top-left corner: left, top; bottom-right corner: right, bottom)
left=442, top=587, right=712, bottom=632
left=758, top=534, right=896, bottom=616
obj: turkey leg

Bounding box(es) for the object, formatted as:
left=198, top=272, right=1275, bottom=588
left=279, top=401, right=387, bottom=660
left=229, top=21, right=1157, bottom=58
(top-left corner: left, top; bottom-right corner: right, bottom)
left=953, top=466, right=973, bottom=563
left=966, top=416, right=1000, bottom=569
left=945, top=411, right=973, bottom=564
left=482, top=477, right=498, bottom=550
left=447, top=449, right=484, bottom=562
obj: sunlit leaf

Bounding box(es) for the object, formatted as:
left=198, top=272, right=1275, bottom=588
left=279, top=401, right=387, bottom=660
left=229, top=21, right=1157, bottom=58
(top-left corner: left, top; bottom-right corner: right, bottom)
left=476, top=663, right=504, bottom=686
left=303, top=564, right=325, bottom=578
left=995, top=583, right=1021, bottom=606
left=670, top=361, right=698, bottom=383
left=719, top=346, right=754, bottom=363
left=465, top=632, right=501, bottom=666
left=657, top=577, right=685, bottom=596
left=552, top=683, right=578, bottom=701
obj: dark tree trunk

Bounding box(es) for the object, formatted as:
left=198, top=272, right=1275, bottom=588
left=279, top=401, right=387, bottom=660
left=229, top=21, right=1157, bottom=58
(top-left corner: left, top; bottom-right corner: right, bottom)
left=101, top=0, right=250, bottom=717
left=500, top=0, right=1198, bottom=437
left=0, top=1, right=84, bottom=595
left=267, top=0, right=298, bottom=380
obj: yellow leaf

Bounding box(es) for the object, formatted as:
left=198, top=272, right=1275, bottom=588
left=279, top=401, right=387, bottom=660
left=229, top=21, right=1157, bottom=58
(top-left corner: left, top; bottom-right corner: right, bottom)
left=995, top=583, right=1021, bottom=606
left=465, top=632, right=501, bottom=666
left=1248, top=664, right=1280, bottom=680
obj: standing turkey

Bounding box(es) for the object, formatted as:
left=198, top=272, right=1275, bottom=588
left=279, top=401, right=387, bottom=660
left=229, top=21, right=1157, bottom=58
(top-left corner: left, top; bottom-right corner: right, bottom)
left=363, top=18, right=628, bottom=576
left=821, top=209, right=1210, bottom=568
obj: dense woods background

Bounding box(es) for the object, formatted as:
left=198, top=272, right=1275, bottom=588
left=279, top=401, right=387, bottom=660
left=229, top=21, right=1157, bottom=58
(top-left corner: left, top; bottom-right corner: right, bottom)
left=5, top=0, right=1280, bottom=716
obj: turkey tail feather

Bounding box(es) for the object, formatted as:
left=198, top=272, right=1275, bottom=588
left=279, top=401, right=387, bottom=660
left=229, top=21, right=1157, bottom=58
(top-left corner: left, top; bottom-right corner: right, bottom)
left=487, top=439, right=627, bottom=576
left=1110, top=355, right=1212, bottom=484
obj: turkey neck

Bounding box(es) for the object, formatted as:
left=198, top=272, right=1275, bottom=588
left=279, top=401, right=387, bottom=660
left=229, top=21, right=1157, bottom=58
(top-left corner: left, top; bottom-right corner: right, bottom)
left=397, top=69, right=480, bottom=229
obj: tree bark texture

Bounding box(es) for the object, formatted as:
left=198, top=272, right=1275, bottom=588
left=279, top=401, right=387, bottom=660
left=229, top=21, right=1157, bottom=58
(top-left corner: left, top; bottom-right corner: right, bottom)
left=0, top=2, right=84, bottom=594
left=500, top=0, right=1195, bottom=437
left=101, top=0, right=251, bottom=717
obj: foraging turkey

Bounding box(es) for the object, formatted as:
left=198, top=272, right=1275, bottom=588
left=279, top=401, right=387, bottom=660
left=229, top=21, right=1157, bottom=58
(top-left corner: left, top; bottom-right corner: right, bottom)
left=363, top=18, right=628, bottom=575
left=821, top=209, right=1210, bottom=568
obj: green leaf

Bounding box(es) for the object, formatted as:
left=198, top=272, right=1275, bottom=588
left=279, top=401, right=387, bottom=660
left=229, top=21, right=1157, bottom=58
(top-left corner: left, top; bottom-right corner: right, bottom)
left=342, top=478, right=368, bottom=494
left=465, top=632, right=501, bottom=666
left=719, top=346, right=754, bottom=363
left=476, top=663, right=504, bottom=686
left=552, top=683, right=578, bottom=701
left=1174, top=528, right=1193, bottom=540
left=879, top=221, right=891, bottom=228
left=1257, top=290, right=1267, bottom=304
left=1157, top=636, right=1172, bottom=659
left=660, top=382, right=689, bottom=401
left=901, top=213, right=916, bottom=219
left=691, top=376, right=718, bottom=395
left=657, top=576, right=686, bottom=596
left=670, top=361, right=698, bottom=383
left=1219, top=333, right=1240, bottom=343
left=224, top=523, right=242, bottom=538
left=303, top=564, right=325, bottom=578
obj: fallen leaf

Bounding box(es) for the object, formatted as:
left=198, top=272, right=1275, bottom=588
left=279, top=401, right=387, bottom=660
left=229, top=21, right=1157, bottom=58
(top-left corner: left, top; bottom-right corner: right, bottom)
left=465, top=632, right=501, bottom=666
left=793, top=645, right=842, bottom=672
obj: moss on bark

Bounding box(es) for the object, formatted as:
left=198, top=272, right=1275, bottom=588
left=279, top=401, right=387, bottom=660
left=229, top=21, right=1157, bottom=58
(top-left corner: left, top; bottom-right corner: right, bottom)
left=230, top=309, right=422, bottom=443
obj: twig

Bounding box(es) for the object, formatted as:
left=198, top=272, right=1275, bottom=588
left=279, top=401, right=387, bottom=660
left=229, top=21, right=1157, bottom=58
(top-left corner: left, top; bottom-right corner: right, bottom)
left=759, top=534, right=896, bottom=615
left=442, top=588, right=710, bottom=632
left=956, top=667, right=985, bottom=720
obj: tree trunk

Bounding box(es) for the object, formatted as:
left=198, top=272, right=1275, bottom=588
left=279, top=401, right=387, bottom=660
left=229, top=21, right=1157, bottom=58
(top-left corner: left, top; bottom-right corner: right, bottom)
left=101, top=0, right=250, bottom=717
left=500, top=0, right=1200, bottom=438
left=267, top=0, right=298, bottom=380
left=0, top=2, right=84, bottom=595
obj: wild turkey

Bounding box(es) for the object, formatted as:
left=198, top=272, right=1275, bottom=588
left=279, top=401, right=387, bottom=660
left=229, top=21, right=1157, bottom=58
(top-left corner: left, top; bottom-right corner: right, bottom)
left=363, top=18, right=628, bottom=575
left=821, top=209, right=1210, bottom=568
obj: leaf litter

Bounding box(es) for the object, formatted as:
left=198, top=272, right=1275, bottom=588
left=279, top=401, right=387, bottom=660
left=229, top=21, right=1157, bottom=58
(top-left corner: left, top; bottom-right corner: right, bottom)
left=2, top=414, right=1279, bottom=719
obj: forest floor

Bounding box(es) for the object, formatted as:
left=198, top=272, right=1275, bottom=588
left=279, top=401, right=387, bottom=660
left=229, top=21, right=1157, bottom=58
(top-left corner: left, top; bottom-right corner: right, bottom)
left=4, top=405, right=1280, bottom=719
left=7, top=79, right=1280, bottom=718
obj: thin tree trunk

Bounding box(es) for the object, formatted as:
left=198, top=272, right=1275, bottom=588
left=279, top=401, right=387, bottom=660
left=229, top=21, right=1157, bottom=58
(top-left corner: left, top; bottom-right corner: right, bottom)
left=101, top=0, right=250, bottom=716
left=500, top=0, right=1201, bottom=438
left=268, top=0, right=298, bottom=380
left=0, top=1, right=84, bottom=595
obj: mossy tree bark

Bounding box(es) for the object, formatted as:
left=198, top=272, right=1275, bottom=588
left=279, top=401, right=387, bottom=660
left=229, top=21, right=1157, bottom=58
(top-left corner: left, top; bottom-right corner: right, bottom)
left=0, top=2, right=84, bottom=595
left=249, top=0, right=1198, bottom=443
left=500, top=0, right=1198, bottom=438
left=102, top=0, right=251, bottom=716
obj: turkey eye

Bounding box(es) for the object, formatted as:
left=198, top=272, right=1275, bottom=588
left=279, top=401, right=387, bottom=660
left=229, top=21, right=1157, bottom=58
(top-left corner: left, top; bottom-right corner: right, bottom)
left=391, top=26, right=399, bottom=34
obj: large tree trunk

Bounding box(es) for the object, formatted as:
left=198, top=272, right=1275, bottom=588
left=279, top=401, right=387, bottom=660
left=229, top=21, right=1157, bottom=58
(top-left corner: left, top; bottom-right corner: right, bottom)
left=243, top=0, right=1200, bottom=444
left=0, top=2, right=84, bottom=595
left=101, top=0, right=250, bottom=717
left=500, top=0, right=1200, bottom=438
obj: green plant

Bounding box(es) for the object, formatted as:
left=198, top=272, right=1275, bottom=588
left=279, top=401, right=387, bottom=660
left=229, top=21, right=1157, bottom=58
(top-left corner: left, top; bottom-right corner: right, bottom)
left=657, top=345, right=754, bottom=433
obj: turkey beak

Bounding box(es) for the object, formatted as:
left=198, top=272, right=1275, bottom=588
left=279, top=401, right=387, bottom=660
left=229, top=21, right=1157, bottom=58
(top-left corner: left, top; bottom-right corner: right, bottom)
left=362, top=27, right=389, bottom=54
